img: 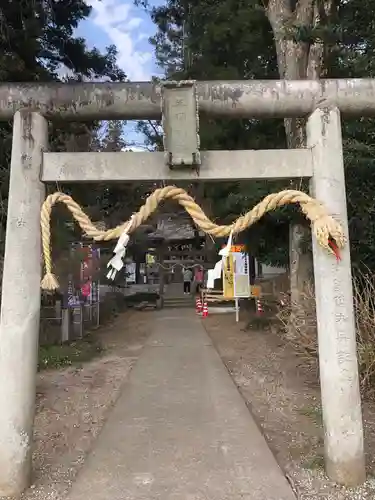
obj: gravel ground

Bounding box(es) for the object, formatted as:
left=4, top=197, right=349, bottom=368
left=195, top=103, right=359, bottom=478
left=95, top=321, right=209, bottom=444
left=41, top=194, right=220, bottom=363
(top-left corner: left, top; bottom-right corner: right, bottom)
left=14, top=311, right=152, bottom=500
left=203, top=313, right=375, bottom=500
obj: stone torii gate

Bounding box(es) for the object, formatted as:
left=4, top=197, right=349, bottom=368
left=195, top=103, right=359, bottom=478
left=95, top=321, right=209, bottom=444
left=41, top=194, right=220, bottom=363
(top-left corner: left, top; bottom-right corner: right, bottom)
left=0, top=79, right=372, bottom=496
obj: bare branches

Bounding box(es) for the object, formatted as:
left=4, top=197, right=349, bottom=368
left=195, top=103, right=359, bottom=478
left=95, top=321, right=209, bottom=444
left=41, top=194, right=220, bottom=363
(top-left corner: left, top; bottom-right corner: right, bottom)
left=147, top=119, right=163, bottom=141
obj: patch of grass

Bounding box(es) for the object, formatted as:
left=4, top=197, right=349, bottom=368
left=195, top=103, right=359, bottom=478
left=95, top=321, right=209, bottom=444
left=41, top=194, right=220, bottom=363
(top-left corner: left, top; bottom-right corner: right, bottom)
left=298, top=405, right=323, bottom=426
left=303, top=454, right=324, bottom=470
left=38, top=336, right=103, bottom=371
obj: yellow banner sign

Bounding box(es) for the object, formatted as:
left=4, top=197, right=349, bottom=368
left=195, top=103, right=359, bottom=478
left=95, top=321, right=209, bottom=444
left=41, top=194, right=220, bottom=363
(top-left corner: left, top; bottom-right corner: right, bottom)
left=223, top=254, right=234, bottom=298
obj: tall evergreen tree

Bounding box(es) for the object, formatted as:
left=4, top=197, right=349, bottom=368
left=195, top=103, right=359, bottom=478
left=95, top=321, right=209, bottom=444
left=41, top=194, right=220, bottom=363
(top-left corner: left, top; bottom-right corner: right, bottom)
left=0, top=0, right=126, bottom=255
left=138, top=0, right=375, bottom=273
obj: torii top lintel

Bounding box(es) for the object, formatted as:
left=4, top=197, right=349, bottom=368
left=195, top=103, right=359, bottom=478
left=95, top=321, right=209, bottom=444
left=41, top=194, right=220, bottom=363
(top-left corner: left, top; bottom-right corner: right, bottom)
left=0, top=78, right=375, bottom=122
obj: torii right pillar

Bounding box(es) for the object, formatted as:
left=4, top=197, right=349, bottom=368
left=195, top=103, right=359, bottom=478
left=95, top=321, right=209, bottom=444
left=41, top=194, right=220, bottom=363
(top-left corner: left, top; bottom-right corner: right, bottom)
left=307, top=106, right=366, bottom=486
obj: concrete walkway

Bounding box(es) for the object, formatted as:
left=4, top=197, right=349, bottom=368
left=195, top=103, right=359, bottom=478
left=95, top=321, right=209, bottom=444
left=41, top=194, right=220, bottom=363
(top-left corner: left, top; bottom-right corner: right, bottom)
left=66, top=310, right=295, bottom=500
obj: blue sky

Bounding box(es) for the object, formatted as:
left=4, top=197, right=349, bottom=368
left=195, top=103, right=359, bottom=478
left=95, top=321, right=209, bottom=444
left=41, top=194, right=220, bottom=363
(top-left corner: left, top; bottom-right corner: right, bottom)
left=76, top=0, right=164, bottom=148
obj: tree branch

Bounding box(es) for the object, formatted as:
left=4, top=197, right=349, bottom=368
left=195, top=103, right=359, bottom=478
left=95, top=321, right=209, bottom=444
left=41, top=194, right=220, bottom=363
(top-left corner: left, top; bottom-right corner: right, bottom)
left=147, top=119, right=162, bottom=141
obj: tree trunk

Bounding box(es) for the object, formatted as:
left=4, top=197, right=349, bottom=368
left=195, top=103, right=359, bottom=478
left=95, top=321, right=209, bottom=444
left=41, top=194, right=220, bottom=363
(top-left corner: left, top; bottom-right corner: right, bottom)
left=265, top=0, right=331, bottom=328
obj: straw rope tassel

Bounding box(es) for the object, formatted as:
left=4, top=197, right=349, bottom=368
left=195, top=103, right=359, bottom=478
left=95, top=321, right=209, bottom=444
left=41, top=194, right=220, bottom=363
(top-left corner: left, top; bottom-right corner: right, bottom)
left=40, top=186, right=346, bottom=291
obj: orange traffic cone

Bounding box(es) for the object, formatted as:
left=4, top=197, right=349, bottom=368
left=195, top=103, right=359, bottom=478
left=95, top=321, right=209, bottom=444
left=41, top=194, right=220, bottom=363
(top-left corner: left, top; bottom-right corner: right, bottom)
left=196, top=297, right=202, bottom=314
left=256, top=298, right=263, bottom=316
left=202, top=301, right=208, bottom=318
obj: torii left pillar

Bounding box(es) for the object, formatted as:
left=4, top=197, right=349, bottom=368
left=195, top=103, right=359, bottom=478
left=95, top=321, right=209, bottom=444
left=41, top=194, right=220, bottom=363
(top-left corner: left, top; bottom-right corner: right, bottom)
left=0, top=111, right=47, bottom=496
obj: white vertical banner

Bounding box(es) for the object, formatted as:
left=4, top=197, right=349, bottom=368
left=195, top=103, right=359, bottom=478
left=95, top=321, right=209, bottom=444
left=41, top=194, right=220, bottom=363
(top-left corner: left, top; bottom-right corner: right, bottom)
left=232, top=250, right=250, bottom=298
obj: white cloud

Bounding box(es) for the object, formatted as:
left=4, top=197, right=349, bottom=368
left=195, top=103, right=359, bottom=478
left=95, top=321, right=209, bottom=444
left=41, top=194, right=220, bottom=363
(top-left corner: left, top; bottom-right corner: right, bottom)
left=135, top=33, right=149, bottom=43
left=117, top=17, right=142, bottom=31
left=86, top=0, right=153, bottom=81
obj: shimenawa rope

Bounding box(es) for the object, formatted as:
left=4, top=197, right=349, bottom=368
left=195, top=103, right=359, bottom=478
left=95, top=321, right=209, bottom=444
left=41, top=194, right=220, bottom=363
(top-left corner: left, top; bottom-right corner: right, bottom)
left=40, top=185, right=346, bottom=291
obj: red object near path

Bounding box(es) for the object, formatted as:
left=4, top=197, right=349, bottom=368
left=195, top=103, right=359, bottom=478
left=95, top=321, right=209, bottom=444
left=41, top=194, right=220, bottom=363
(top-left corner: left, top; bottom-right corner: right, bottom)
left=256, top=298, right=263, bottom=316
left=202, top=301, right=208, bottom=318
left=196, top=297, right=202, bottom=314
left=328, top=238, right=341, bottom=262
left=81, top=282, right=91, bottom=297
